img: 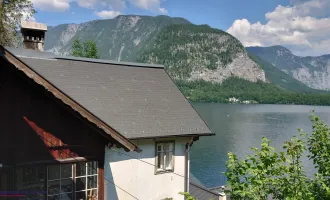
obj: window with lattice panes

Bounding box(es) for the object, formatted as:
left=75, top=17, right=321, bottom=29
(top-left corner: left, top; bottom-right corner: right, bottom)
left=155, top=141, right=174, bottom=173
left=75, top=162, right=98, bottom=200
left=46, top=161, right=98, bottom=200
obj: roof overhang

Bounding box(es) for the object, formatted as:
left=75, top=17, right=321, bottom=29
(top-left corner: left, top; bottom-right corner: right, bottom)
left=0, top=46, right=139, bottom=152
left=128, top=132, right=215, bottom=140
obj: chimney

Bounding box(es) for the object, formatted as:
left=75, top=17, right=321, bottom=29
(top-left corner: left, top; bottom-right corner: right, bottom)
left=20, top=21, right=47, bottom=51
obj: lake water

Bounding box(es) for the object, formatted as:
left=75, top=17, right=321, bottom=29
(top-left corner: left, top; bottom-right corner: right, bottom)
left=190, top=103, right=330, bottom=188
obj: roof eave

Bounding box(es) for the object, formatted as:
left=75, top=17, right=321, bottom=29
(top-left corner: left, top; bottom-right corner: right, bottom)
left=1, top=46, right=138, bottom=152
left=128, top=132, right=215, bottom=140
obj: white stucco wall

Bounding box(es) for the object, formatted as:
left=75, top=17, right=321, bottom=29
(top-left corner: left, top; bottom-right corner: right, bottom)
left=104, top=138, right=190, bottom=200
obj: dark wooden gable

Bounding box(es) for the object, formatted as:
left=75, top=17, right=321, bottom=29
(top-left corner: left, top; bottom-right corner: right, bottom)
left=0, top=57, right=112, bottom=166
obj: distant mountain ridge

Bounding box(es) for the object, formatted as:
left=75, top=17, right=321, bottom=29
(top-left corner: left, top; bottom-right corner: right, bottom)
left=247, top=46, right=330, bottom=90
left=44, top=15, right=326, bottom=95
left=45, top=15, right=191, bottom=62
left=45, top=15, right=266, bottom=84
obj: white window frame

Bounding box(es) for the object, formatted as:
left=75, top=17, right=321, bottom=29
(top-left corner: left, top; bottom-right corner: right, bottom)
left=155, top=141, right=175, bottom=174
left=75, top=162, right=98, bottom=200
left=46, top=161, right=98, bottom=200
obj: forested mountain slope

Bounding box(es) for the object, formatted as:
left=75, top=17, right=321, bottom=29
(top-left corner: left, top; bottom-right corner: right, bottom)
left=137, top=24, right=266, bottom=83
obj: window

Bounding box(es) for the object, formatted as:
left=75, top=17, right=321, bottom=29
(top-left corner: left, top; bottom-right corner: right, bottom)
left=75, top=162, right=98, bottom=200
left=155, top=141, right=174, bottom=173
left=14, top=161, right=98, bottom=200
left=16, top=165, right=46, bottom=200
left=47, top=164, right=73, bottom=200
left=47, top=162, right=98, bottom=200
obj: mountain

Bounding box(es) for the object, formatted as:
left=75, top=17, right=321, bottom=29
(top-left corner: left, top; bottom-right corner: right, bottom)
left=45, top=15, right=266, bottom=84
left=137, top=24, right=266, bottom=83
left=247, top=46, right=330, bottom=90
left=45, top=15, right=191, bottom=61
left=44, top=15, right=327, bottom=99
left=248, top=53, right=329, bottom=93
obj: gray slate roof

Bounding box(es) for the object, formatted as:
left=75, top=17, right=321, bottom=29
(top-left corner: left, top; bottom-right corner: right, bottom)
left=6, top=47, right=212, bottom=139
left=5, top=47, right=55, bottom=59
left=190, top=174, right=220, bottom=200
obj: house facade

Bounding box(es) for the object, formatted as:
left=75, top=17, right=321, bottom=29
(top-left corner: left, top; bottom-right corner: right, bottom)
left=106, top=138, right=187, bottom=200
left=0, top=21, right=214, bottom=200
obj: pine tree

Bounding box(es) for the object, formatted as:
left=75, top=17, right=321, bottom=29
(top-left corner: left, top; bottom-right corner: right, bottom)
left=0, top=0, right=35, bottom=46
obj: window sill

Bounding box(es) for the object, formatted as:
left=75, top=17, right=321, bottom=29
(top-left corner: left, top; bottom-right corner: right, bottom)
left=155, top=169, right=174, bottom=175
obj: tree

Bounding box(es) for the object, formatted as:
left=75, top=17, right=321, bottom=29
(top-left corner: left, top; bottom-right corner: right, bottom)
left=308, top=113, right=330, bottom=198
left=71, top=39, right=99, bottom=59
left=71, top=39, right=83, bottom=57
left=83, top=40, right=99, bottom=59
left=224, top=111, right=330, bottom=200
left=0, top=0, right=35, bottom=46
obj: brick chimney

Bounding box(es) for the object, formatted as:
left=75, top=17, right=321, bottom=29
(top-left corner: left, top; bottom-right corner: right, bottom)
left=21, top=21, right=47, bottom=51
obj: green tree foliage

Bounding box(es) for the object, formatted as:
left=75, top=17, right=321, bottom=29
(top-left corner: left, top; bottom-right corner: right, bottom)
left=83, top=40, right=99, bottom=59
left=71, top=39, right=99, bottom=59
left=179, top=192, right=197, bottom=200
left=175, top=78, right=330, bottom=106
left=0, top=0, right=35, bottom=46
left=308, top=113, right=330, bottom=198
left=225, top=112, right=330, bottom=199
left=71, top=39, right=83, bottom=57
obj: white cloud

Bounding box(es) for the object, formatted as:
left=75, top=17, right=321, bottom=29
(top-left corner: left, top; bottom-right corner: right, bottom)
left=31, top=0, right=167, bottom=14
left=129, top=0, right=168, bottom=14
left=31, top=0, right=70, bottom=12
left=95, top=10, right=121, bottom=19
left=75, top=0, right=126, bottom=10
left=227, top=0, right=330, bottom=56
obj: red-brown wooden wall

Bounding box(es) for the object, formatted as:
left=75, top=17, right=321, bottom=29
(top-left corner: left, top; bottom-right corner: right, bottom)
left=0, top=57, right=109, bottom=166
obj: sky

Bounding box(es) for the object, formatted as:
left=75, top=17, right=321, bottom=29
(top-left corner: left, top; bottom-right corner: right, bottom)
left=30, top=0, right=330, bottom=56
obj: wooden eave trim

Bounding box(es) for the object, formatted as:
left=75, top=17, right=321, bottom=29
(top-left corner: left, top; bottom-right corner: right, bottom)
left=2, top=48, right=137, bottom=152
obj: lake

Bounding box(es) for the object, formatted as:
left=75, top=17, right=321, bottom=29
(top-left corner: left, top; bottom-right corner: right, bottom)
left=190, top=103, right=330, bottom=188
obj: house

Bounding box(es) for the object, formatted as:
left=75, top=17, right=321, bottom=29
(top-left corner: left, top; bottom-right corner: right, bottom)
left=0, top=21, right=216, bottom=200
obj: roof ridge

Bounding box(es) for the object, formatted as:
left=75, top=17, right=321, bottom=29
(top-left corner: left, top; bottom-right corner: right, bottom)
left=55, top=56, right=165, bottom=69
left=16, top=55, right=57, bottom=61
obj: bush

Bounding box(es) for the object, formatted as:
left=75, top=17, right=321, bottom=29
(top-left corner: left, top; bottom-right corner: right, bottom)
left=224, top=111, right=330, bottom=199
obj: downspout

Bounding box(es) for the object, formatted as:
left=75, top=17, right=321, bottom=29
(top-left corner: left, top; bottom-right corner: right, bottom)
left=184, top=137, right=199, bottom=197
left=184, top=142, right=189, bottom=193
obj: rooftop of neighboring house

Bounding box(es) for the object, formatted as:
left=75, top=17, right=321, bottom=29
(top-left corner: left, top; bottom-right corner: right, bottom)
left=1, top=46, right=213, bottom=142
left=189, top=173, right=223, bottom=200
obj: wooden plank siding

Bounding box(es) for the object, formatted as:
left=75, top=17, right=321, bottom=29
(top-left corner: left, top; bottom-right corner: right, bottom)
left=0, top=57, right=107, bottom=165
left=0, top=58, right=106, bottom=200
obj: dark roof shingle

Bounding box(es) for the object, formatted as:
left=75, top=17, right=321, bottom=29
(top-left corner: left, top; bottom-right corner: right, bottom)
left=189, top=174, right=221, bottom=200
left=7, top=47, right=212, bottom=139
